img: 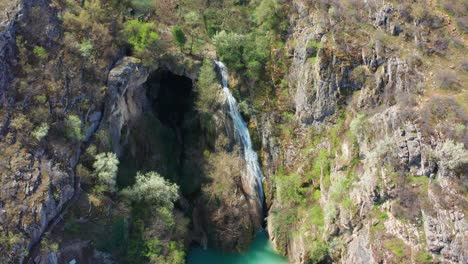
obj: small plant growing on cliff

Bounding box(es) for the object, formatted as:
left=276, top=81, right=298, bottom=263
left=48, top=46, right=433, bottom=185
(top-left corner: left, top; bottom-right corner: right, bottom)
left=93, top=152, right=119, bottom=193
left=172, top=25, right=187, bottom=48
left=196, top=59, right=219, bottom=113
left=78, top=39, right=93, bottom=58
left=434, top=140, right=467, bottom=174
left=121, top=20, right=159, bottom=53
left=64, top=114, right=83, bottom=141
left=31, top=122, right=49, bottom=141
left=437, top=70, right=460, bottom=90
left=33, top=46, right=48, bottom=60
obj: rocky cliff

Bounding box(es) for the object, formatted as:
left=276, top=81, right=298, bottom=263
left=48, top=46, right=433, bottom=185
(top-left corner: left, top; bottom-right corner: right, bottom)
left=263, top=1, right=467, bottom=263
left=0, top=0, right=466, bottom=263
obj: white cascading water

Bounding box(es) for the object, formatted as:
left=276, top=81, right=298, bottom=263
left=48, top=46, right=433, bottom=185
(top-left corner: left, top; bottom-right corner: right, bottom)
left=215, top=61, right=264, bottom=204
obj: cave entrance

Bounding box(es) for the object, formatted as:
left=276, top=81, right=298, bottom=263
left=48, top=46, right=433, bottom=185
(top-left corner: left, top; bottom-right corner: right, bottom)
left=147, top=70, right=194, bottom=131
left=117, top=69, right=203, bottom=195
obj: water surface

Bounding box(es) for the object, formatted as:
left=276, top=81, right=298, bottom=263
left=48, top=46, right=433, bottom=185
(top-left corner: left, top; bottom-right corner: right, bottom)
left=187, top=230, right=287, bottom=264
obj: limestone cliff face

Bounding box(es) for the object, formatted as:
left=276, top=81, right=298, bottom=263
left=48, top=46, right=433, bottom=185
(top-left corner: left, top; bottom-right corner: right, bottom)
left=106, top=57, right=150, bottom=157
left=264, top=1, right=467, bottom=263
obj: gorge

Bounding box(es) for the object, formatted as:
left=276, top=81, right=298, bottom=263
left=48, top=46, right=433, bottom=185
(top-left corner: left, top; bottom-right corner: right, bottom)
left=0, top=0, right=467, bottom=264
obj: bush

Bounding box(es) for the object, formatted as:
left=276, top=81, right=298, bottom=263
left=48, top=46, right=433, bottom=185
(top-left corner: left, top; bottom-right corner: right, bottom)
left=275, top=171, right=305, bottom=205
left=435, top=140, right=467, bottom=173
left=130, top=0, right=155, bottom=14
left=10, top=114, right=33, bottom=132
left=349, top=66, right=368, bottom=87
left=306, top=240, right=329, bottom=264
left=384, top=237, right=407, bottom=259
left=78, top=39, right=93, bottom=58
left=31, top=122, right=49, bottom=141
left=461, top=59, right=468, bottom=71
left=121, top=20, right=159, bottom=53
left=65, top=114, right=83, bottom=141
left=254, top=0, right=286, bottom=33
left=0, top=232, right=26, bottom=262
left=437, top=70, right=460, bottom=90
left=93, top=152, right=119, bottom=193
left=172, top=25, right=187, bottom=48
left=306, top=40, right=322, bottom=58
left=456, top=16, right=468, bottom=33
left=213, top=31, right=268, bottom=81
left=196, top=59, right=219, bottom=113
left=123, top=171, right=179, bottom=210
left=33, top=46, right=48, bottom=60
left=414, top=250, right=433, bottom=263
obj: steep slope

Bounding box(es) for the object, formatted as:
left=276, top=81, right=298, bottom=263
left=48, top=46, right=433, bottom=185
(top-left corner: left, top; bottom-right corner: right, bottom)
left=0, top=0, right=466, bottom=263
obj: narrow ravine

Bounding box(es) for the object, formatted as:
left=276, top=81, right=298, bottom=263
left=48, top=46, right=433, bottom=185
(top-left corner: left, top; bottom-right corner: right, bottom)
left=215, top=60, right=265, bottom=204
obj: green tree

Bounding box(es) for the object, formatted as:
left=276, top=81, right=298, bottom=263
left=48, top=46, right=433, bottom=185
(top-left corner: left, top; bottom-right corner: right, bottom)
left=33, top=46, right=48, bottom=60
left=172, top=25, right=187, bottom=48
left=130, top=0, right=155, bottom=14
left=254, top=0, right=286, bottom=32
left=123, top=171, right=179, bottom=209
left=93, top=152, right=119, bottom=193
left=78, top=39, right=93, bottom=58
left=213, top=31, right=268, bottom=81
left=196, top=59, right=219, bottom=113
left=65, top=114, right=83, bottom=141
left=121, top=20, right=159, bottom=53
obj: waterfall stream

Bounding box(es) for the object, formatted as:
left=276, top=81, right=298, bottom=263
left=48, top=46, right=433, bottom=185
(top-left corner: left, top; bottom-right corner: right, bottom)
left=215, top=61, right=265, bottom=204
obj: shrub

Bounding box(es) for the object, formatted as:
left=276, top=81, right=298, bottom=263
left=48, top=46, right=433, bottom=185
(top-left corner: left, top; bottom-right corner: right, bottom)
left=414, top=250, right=433, bottom=263
left=384, top=237, right=407, bottom=259
left=434, top=140, right=467, bottom=173
left=0, top=232, right=26, bottom=262
left=275, top=171, right=305, bottom=205
left=123, top=171, right=179, bottom=210
left=461, top=59, right=468, bottom=71
left=437, top=70, right=460, bottom=90
left=31, top=122, right=49, bottom=141
left=65, top=114, right=83, bottom=141
left=172, top=25, right=187, bottom=48
left=213, top=31, right=245, bottom=71
left=78, top=39, right=93, bottom=58
left=308, top=149, right=330, bottom=189
left=121, top=20, right=159, bottom=53
left=130, top=0, right=155, bottom=14
left=254, top=0, right=286, bottom=33
left=93, top=152, right=119, bottom=193
left=306, top=240, right=329, bottom=264
left=10, top=114, right=33, bottom=132
left=213, top=31, right=268, bottom=81
left=456, top=16, right=468, bottom=33
left=196, top=59, right=219, bottom=113
left=432, top=37, right=449, bottom=56
left=33, top=46, right=48, bottom=60
left=350, top=66, right=368, bottom=87
left=306, top=40, right=322, bottom=58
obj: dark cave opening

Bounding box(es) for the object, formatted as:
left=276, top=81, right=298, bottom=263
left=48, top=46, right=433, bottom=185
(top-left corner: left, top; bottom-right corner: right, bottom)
left=147, top=70, right=194, bottom=131
left=117, top=69, right=203, bottom=195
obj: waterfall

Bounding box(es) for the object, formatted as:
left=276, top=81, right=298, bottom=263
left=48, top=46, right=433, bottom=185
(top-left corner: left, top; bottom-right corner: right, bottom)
left=215, top=61, right=265, bottom=204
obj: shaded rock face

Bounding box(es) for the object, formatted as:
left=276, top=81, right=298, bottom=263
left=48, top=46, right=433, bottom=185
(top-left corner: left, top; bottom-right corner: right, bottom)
left=105, top=57, right=262, bottom=252
left=106, top=57, right=150, bottom=156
